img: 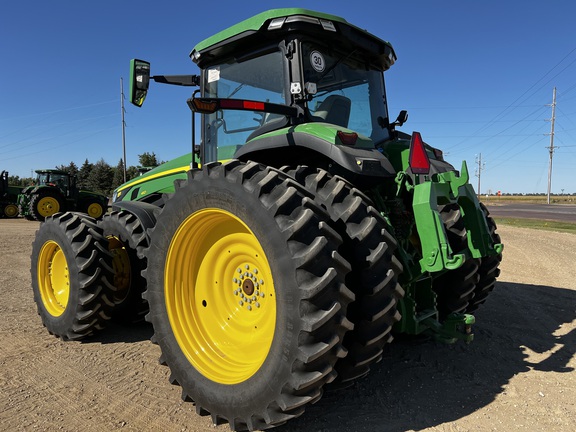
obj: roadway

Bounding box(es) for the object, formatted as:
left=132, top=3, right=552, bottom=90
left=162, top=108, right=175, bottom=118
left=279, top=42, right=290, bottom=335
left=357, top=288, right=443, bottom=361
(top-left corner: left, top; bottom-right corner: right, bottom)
left=484, top=203, right=576, bottom=223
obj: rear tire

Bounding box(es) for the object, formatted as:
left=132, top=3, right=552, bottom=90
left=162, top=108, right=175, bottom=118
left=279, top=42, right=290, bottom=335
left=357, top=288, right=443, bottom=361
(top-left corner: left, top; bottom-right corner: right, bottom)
left=31, top=212, right=115, bottom=340
left=99, top=211, right=149, bottom=323
left=3, top=203, right=19, bottom=218
left=144, top=160, right=353, bottom=431
left=466, top=203, right=502, bottom=312
left=30, top=191, right=65, bottom=221
left=282, top=166, right=403, bottom=384
left=432, top=203, right=479, bottom=319
left=84, top=200, right=105, bottom=219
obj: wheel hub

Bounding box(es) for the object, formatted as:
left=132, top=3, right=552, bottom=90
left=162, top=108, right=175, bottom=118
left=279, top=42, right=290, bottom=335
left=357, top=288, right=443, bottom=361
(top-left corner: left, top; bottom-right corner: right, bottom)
left=232, top=264, right=266, bottom=312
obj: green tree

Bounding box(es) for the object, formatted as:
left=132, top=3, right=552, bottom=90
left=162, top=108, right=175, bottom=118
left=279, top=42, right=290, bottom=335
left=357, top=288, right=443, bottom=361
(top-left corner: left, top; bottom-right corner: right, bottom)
left=112, top=159, right=126, bottom=191
left=78, top=159, right=93, bottom=190
left=7, top=174, right=21, bottom=185
left=86, top=158, right=114, bottom=196
left=138, top=152, right=161, bottom=168
left=126, top=165, right=139, bottom=180
left=55, top=161, right=79, bottom=178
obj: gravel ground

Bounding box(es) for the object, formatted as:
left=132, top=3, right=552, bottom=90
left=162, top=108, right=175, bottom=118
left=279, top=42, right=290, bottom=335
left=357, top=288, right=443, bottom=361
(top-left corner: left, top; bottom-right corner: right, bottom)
left=0, top=218, right=574, bottom=431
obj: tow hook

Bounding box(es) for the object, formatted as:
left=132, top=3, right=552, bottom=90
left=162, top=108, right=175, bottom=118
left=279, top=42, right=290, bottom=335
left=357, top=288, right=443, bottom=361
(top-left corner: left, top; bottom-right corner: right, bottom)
left=423, top=313, right=475, bottom=344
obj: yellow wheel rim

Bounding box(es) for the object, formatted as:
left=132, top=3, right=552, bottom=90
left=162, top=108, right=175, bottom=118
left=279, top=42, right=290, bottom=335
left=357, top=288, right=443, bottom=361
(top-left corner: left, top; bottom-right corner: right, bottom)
left=4, top=204, right=18, bottom=218
left=37, top=240, right=70, bottom=317
left=165, top=208, right=276, bottom=384
left=108, top=236, right=131, bottom=303
left=37, top=196, right=60, bottom=217
left=87, top=203, right=103, bottom=218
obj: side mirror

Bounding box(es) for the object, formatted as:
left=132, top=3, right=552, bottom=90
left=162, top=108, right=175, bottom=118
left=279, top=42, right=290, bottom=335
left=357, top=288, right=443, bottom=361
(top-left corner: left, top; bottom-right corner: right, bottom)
left=394, top=110, right=408, bottom=127
left=129, top=59, right=151, bottom=107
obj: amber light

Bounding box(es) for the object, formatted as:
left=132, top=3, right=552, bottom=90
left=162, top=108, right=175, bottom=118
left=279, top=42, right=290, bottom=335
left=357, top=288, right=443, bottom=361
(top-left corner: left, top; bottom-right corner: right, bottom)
left=409, top=131, right=430, bottom=174
left=190, top=98, right=218, bottom=113
left=337, top=131, right=358, bottom=145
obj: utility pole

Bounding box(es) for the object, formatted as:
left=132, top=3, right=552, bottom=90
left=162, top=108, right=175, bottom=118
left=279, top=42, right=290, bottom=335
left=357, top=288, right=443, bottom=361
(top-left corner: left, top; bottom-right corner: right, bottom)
left=120, top=77, right=127, bottom=183
left=475, top=153, right=484, bottom=197
left=546, top=87, right=557, bottom=205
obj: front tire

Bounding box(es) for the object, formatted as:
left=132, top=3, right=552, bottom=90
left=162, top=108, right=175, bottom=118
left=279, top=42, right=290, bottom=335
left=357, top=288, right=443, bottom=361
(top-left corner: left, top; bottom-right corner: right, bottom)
left=144, top=161, right=353, bottom=431
left=31, top=212, right=115, bottom=340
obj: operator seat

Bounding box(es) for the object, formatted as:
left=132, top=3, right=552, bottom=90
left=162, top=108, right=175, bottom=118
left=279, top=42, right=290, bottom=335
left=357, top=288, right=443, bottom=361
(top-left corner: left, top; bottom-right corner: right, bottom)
left=313, top=95, right=351, bottom=128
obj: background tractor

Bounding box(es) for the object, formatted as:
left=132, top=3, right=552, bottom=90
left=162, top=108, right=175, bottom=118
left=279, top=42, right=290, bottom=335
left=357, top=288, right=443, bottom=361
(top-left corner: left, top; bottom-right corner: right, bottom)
left=0, top=170, right=23, bottom=218
left=30, top=9, right=502, bottom=431
left=18, top=169, right=108, bottom=221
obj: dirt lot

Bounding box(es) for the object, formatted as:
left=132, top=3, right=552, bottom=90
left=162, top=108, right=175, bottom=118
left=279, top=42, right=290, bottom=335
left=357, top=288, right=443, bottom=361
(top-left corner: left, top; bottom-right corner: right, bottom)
left=1, top=218, right=574, bottom=431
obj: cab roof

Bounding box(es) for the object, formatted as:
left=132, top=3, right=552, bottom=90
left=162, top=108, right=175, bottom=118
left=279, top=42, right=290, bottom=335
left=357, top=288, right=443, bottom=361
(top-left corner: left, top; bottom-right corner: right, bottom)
left=190, top=8, right=396, bottom=71
left=35, top=169, right=68, bottom=175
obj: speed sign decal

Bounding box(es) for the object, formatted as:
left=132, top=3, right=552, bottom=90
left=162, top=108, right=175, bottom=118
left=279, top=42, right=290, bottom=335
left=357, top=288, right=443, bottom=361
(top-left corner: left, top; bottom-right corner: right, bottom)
left=310, top=51, right=325, bottom=72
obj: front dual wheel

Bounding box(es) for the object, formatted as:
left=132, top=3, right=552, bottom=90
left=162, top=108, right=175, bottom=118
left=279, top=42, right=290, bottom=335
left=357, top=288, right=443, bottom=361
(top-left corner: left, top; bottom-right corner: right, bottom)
left=144, top=161, right=353, bottom=431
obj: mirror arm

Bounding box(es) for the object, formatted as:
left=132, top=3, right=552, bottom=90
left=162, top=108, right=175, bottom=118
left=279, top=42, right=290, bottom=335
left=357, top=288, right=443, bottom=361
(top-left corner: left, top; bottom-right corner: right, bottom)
left=152, top=75, right=200, bottom=87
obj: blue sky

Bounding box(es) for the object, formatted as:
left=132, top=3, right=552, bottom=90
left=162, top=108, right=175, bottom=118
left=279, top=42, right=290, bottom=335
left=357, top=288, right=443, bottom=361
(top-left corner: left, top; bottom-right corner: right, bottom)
left=2, top=1, right=575, bottom=194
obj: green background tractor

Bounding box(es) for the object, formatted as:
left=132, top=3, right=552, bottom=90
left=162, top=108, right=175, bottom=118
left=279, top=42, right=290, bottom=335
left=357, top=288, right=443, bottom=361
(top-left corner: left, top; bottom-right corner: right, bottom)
left=18, top=169, right=108, bottom=221
left=0, top=170, right=23, bottom=218
left=31, top=8, right=503, bottom=431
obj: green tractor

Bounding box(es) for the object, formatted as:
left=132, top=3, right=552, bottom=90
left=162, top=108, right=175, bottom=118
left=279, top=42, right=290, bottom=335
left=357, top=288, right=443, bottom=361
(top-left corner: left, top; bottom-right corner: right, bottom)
left=18, top=169, right=108, bottom=221
left=0, top=170, right=23, bottom=218
left=31, top=9, right=502, bottom=431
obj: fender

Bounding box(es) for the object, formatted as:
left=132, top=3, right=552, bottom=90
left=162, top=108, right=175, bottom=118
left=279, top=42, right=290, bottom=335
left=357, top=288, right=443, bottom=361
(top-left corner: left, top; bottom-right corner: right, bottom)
left=111, top=200, right=160, bottom=231
left=237, top=124, right=397, bottom=178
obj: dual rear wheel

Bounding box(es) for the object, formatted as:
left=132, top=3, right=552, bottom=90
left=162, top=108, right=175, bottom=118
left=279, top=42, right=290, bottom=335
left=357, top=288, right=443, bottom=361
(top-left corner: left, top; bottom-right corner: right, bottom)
left=143, top=161, right=355, bottom=430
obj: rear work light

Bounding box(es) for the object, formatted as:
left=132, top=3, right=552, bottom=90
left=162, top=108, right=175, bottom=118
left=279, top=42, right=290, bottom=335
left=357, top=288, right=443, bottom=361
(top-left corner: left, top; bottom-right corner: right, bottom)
left=408, top=131, right=430, bottom=175
left=337, top=131, right=358, bottom=146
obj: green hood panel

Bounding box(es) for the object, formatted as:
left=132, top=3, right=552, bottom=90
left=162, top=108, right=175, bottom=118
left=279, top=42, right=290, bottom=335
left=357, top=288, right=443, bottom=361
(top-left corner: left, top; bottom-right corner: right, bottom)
left=248, top=122, right=374, bottom=148
left=113, top=153, right=193, bottom=202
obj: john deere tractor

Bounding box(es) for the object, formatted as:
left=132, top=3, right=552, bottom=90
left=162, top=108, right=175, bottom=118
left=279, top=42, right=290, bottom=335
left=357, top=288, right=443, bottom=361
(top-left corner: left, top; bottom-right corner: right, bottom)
left=0, top=170, right=23, bottom=218
left=31, top=9, right=502, bottom=431
left=18, top=169, right=108, bottom=221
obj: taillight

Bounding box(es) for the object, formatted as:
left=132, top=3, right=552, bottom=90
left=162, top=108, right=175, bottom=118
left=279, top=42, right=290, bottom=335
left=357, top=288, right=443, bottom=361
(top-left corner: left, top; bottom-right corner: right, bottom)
left=337, top=131, right=358, bottom=146
left=220, top=99, right=265, bottom=111
left=409, top=132, right=430, bottom=175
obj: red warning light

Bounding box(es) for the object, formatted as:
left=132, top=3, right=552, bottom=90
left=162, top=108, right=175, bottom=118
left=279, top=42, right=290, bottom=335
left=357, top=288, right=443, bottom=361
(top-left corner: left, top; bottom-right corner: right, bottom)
left=409, top=132, right=430, bottom=175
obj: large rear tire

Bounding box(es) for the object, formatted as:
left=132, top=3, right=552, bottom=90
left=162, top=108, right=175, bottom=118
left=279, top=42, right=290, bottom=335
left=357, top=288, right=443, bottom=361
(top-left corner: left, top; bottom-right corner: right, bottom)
left=99, top=211, right=149, bottom=323
left=144, top=161, right=353, bottom=431
left=30, top=191, right=65, bottom=221
left=432, top=203, right=479, bottom=319
left=466, top=203, right=502, bottom=312
left=31, top=212, right=115, bottom=340
left=282, top=166, right=403, bottom=385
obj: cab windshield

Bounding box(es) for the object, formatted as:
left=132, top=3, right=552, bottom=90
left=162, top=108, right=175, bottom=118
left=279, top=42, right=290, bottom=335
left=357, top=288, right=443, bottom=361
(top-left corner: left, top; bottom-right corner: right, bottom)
left=203, top=50, right=286, bottom=161
left=302, top=43, right=391, bottom=143
left=37, top=172, right=69, bottom=188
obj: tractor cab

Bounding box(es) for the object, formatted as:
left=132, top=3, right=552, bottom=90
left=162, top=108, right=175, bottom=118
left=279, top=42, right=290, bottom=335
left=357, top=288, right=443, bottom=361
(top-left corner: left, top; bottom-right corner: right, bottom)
left=34, top=170, right=72, bottom=197
left=130, top=9, right=406, bottom=181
